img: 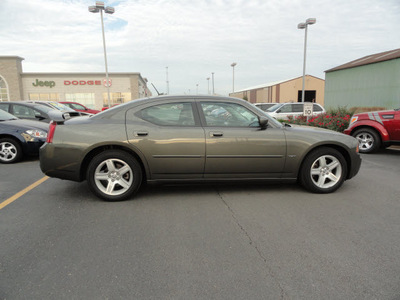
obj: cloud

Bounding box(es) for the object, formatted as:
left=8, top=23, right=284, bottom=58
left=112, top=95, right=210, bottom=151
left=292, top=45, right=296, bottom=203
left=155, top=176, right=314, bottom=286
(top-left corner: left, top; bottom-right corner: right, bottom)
left=1, top=0, right=399, bottom=95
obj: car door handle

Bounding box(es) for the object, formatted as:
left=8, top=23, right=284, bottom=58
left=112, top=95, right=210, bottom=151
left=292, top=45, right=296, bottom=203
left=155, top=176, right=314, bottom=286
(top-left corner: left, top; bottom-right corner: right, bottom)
left=134, top=131, right=148, bottom=136
left=210, top=131, right=223, bottom=137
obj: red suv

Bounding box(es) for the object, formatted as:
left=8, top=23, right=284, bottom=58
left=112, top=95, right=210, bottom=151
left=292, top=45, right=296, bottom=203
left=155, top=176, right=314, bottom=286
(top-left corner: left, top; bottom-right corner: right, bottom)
left=60, top=102, right=100, bottom=114
left=344, top=108, right=400, bottom=153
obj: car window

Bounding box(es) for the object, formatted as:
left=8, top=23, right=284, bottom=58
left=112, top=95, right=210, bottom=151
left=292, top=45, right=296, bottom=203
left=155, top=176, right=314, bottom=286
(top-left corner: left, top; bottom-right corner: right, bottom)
left=71, top=103, right=86, bottom=110
left=313, top=104, right=323, bottom=112
left=279, top=104, right=293, bottom=113
left=201, top=102, right=259, bottom=127
left=267, top=103, right=283, bottom=112
left=292, top=104, right=303, bottom=113
left=13, top=105, right=37, bottom=119
left=0, top=103, right=10, bottom=113
left=138, top=102, right=195, bottom=126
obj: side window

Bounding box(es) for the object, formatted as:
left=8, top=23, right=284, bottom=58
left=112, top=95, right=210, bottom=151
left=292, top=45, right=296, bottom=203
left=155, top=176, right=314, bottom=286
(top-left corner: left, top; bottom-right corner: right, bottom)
left=13, top=105, right=36, bottom=119
left=293, top=104, right=303, bottom=113
left=138, top=102, right=195, bottom=126
left=279, top=104, right=293, bottom=113
left=0, top=103, right=10, bottom=112
left=201, top=102, right=259, bottom=127
left=313, top=104, right=323, bottom=112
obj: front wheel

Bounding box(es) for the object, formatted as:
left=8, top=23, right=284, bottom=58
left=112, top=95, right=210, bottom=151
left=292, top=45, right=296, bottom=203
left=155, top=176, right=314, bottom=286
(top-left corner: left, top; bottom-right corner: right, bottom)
left=300, top=147, right=347, bottom=193
left=0, top=138, right=23, bottom=164
left=87, top=150, right=143, bottom=201
left=352, top=128, right=381, bottom=153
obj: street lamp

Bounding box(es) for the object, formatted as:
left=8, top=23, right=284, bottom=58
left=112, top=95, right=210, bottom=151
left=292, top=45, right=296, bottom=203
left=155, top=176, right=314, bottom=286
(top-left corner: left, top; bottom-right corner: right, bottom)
left=89, top=1, right=115, bottom=109
left=206, top=77, right=210, bottom=94
left=166, top=66, right=169, bottom=95
left=231, top=62, right=237, bottom=93
left=211, top=72, right=215, bottom=95
left=297, top=18, right=316, bottom=103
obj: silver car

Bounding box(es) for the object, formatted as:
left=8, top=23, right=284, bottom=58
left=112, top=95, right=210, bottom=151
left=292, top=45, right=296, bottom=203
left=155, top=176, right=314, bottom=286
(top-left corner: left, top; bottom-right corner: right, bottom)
left=40, top=95, right=361, bottom=201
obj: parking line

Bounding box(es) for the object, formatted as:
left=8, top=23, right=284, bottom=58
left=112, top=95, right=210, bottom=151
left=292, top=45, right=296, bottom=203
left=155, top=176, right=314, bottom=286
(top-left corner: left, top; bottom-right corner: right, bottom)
left=0, top=176, right=49, bottom=210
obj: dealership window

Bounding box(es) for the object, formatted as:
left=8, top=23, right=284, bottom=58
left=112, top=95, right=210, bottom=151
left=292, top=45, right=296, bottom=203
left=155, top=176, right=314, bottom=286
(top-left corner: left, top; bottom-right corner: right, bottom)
left=102, top=92, right=131, bottom=107
left=65, top=93, right=96, bottom=109
left=0, top=76, right=9, bottom=102
left=29, top=93, right=60, bottom=101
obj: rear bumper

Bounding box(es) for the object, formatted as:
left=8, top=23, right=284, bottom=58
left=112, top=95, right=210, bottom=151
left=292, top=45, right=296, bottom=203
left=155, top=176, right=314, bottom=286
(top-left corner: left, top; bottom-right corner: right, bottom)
left=39, top=143, right=83, bottom=182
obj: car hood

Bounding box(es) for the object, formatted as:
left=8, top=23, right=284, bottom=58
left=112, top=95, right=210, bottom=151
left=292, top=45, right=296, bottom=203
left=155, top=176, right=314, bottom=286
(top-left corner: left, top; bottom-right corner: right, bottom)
left=0, top=118, right=49, bottom=131
left=354, top=109, right=398, bottom=119
left=286, top=124, right=348, bottom=138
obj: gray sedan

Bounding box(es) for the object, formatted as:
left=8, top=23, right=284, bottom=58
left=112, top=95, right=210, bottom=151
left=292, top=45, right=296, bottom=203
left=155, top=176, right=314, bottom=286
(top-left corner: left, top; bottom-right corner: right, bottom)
left=40, top=95, right=361, bottom=201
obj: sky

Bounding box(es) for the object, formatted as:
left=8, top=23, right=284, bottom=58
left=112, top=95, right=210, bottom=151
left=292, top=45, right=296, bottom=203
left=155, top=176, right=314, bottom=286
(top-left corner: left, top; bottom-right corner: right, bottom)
left=1, top=0, right=399, bottom=96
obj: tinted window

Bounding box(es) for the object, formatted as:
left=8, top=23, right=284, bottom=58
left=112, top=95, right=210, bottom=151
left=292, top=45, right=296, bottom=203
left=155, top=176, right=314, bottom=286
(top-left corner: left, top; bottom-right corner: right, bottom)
left=279, top=104, right=293, bottom=113
left=292, top=104, right=303, bottom=113
left=138, top=102, right=195, bottom=126
left=313, top=104, right=323, bottom=112
left=201, top=102, right=259, bottom=127
left=13, top=105, right=37, bottom=119
left=0, top=103, right=10, bottom=113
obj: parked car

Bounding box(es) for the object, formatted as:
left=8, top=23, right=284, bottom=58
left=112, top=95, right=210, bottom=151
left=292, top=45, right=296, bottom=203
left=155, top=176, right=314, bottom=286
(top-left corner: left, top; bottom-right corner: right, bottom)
left=26, top=101, right=89, bottom=116
left=254, top=103, right=278, bottom=111
left=60, top=101, right=100, bottom=114
left=0, top=109, right=47, bottom=163
left=40, top=95, right=361, bottom=201
left=344, top=108, right=400, bottom=153
left=267, top=102, right=325, bottom=120
left=0, top=102, right=81, bottom=122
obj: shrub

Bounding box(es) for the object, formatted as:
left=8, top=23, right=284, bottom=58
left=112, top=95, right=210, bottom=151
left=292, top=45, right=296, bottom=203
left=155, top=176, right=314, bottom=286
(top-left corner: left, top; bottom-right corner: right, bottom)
left=284, top=106, right=354, bottom=133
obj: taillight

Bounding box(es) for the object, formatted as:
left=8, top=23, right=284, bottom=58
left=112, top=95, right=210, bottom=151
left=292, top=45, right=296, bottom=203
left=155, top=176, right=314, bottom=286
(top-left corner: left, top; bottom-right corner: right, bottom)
left=47, top=121, right=57, bottom=143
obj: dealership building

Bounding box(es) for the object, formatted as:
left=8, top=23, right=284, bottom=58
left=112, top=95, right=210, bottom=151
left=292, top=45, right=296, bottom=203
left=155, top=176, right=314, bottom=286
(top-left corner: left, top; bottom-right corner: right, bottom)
left=0, top=56, right=151, bottom=110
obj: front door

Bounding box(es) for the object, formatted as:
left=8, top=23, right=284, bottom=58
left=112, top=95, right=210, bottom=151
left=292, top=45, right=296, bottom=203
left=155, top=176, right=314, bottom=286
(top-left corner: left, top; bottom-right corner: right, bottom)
left=199, top=101, right=286, bottom=178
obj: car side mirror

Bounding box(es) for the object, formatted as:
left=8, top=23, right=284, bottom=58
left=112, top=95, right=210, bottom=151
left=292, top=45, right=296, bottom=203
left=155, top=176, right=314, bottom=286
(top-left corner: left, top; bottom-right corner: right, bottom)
left=259, top=116, right=269, bottom=129
left=276, top=109, right=281, bottom=113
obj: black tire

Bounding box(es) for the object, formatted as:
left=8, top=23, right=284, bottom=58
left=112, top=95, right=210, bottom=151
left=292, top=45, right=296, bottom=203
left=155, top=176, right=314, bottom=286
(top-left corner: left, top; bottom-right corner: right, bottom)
left=0, top=138, right=23, bottom=164
left=86, top=150, right=143, bottom=201
left=352, top=128, right=381, bottom=153
left=300, top=147, right=347, bottom=193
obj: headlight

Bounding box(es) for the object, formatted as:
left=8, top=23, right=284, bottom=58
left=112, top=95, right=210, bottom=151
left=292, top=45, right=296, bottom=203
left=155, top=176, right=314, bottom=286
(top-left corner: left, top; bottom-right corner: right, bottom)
left=21, top=129, right=48, bottom=141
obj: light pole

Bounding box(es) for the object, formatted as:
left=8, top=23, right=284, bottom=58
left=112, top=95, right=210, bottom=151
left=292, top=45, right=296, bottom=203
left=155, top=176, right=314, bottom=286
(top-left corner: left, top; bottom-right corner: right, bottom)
left=297, top=18, right=316, bottom=103
left=211, top=72, right=215, bottom=95
left=196, top=84, right=199, bottom=95
left=231, top=62, right=237, bottom=93
left=206, top=77, right=210, bottom=94
left=166, top=66, right=169, bottom=95
left=89, top=1, right=115, bottom=109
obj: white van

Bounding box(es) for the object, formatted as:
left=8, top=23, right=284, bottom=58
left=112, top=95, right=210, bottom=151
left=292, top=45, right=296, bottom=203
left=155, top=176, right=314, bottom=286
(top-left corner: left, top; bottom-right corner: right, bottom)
left=266, top=103, right=325, bottom=120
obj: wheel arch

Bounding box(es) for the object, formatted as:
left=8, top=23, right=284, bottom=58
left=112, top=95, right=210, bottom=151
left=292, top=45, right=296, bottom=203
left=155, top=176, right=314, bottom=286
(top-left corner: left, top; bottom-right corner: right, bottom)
left=297, top=144, right=353, bottom=180
left=0, top=134, right=25, bottom=152
left=79, top=144, right=148, bottom=182
left=350, top=124, right=389, bottom=143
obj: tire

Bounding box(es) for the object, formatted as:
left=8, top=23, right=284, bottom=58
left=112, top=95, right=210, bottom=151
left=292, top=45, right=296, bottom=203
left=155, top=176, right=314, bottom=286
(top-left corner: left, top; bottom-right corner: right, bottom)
left=300, top=147, right=347, bottom=193
left=86, top=150, right=143, bottom=201
left=352, top=128, right=381, bottom=153
left=0, top=138, right=23, bottom=164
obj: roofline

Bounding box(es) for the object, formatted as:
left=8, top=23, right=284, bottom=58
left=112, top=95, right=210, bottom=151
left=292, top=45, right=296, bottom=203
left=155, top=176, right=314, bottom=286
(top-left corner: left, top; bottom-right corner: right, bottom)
left=234, top=75, right=324, bottom=93
left=325, top=48, right=400, bottom=73
left=0, top=56, right=25, bottom=61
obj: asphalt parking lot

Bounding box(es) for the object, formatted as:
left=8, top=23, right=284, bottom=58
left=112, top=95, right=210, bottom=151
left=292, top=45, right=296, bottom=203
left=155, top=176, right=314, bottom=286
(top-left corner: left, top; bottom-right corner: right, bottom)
left=1, top=147, right=400, bottom=300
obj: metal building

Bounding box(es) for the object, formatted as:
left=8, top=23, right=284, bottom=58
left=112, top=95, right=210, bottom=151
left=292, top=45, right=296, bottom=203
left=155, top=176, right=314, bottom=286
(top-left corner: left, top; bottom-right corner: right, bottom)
left=229, top=75, right=325, bottom=106
left=324, top=48, right=400, bottom=110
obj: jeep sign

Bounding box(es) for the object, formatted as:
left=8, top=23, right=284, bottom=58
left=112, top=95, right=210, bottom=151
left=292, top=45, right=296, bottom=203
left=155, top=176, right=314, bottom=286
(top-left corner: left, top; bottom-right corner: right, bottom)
left=32, top=79, right=56, bottom=88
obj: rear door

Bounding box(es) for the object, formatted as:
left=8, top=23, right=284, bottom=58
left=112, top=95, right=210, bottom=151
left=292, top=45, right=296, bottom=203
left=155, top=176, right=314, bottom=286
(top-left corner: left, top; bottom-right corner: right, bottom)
left=126, top=100, right=206, bottom=179
left=198, top=100, right=286, bottom=178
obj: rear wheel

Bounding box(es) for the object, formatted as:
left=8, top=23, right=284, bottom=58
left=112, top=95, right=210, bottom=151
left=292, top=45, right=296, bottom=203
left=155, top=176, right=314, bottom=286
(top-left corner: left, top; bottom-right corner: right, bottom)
left=352, top=128, right=381, bottom=153
left=87, top=150, right=143, bottom=201
left=0, top=138, right=23, bottom=164
left=300, top=147, right=347, bottom=193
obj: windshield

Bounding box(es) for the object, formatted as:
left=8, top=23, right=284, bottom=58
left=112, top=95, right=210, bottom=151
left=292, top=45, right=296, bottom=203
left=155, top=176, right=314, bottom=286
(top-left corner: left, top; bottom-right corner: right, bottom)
left=0, top=109, right=18, bottom=121
left=266, top=103, right=284, bottom=112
